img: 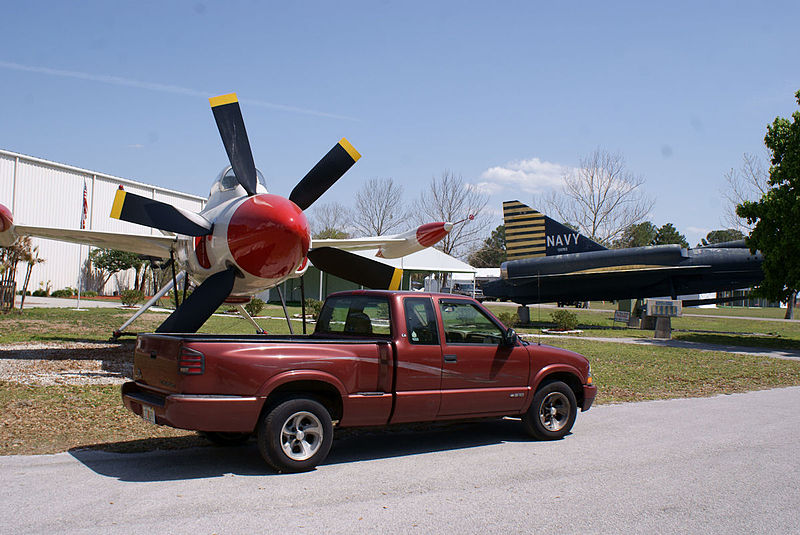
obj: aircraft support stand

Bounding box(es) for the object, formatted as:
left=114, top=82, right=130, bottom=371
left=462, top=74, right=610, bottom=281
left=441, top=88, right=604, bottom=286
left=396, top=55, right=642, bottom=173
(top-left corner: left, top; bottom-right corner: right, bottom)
left=112, top=271, right=187, bottom=340
left=235, top=304, right=265, bottom=334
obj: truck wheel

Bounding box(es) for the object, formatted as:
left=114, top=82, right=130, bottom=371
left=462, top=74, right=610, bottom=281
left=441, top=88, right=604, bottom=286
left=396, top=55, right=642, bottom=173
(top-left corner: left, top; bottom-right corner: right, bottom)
left=257, top=397, right=333, bottom=473
left=522, top=381, right=577, bottom=440
left=199, top=431, right=251, bottom=446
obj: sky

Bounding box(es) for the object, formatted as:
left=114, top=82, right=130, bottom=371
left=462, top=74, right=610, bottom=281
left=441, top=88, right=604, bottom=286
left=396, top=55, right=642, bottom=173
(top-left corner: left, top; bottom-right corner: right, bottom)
left=1, top=0, right=798, bottom=249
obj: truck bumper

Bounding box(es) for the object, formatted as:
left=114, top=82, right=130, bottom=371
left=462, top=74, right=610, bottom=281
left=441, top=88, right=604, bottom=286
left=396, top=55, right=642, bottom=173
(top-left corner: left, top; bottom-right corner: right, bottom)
left=121, top=382, right=264, bottom=433
left=582, top=384, right=597, bottom=411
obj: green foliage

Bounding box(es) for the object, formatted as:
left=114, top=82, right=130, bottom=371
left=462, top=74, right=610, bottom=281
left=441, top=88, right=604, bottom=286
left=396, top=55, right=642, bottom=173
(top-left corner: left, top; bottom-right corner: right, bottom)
left=550, top=309, right=578, bottom=331
left=468, top=225, right=506, bottom=267
left=497, top=311, right=518, bottom=327
left=614, top=221, right=658, bottom=248
left=244, top=298, right=265, bottom=317
left=50, top=289, right=73, bottom=298
left=31, top=289, right=47, bottom=297
left=701, top=229, right=745, bottom=246
left=88, top=248, right=142, bottom=274
left=119, top=289, right=144, bottom=306
left=737, top=89, right=800, bottom=304
left=304, top=298, right=323, bottom=319
left=313, top=227, right=350, bottom=239
left=653, top=223, right=689, bottom=247
left=82, top=291, right=98, bottom=297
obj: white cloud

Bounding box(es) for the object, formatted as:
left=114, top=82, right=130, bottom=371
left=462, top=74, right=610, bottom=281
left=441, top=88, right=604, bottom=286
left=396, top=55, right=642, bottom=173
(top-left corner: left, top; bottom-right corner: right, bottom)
left=478, top=158, right=571, bottom=195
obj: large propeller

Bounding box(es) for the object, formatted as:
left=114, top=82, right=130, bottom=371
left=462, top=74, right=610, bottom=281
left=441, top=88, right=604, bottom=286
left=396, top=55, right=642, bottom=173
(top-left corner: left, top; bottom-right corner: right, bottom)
left=108, top=92, right=400, bottom=334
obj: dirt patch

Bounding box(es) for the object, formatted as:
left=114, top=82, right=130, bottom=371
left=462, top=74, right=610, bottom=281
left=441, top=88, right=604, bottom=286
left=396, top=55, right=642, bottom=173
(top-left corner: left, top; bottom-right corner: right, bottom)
left=0, top=342, right=134, bottom=385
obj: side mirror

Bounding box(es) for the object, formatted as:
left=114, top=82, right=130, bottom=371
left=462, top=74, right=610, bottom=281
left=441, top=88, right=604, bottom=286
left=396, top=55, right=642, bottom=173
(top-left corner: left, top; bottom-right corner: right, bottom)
left=502, top=328, right=518, bottom=347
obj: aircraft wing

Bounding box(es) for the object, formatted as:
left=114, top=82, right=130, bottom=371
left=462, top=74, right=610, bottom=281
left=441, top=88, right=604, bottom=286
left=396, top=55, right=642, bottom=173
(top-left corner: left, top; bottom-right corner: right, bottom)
left=311, top=237, right=405, bottom=252
left=7, top=224, right=176, bottom=258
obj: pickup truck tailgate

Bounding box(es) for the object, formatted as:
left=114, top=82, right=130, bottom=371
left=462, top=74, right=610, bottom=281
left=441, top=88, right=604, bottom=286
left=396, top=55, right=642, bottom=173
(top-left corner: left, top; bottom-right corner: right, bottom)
left=133, top=335, right=187, bottom=393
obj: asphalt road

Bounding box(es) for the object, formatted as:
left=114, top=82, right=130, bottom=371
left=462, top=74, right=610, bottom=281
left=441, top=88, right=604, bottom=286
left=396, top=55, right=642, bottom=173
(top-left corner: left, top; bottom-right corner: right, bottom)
left=2, top=387, right=800, bottom=534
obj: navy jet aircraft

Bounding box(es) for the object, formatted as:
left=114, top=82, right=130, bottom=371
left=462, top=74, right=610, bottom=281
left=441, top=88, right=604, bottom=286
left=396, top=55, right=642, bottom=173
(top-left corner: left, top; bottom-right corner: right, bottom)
left=482, top=200, right=764, bottom=305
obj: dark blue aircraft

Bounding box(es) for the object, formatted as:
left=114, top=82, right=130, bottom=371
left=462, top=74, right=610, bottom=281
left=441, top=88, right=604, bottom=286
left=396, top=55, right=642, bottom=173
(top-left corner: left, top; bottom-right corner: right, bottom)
left=482, top=200, right=764, bottom=305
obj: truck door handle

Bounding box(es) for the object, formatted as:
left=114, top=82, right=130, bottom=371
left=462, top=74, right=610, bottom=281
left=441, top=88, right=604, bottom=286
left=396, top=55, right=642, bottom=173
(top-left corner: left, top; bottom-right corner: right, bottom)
left=444, top=354, right=457, bottom=363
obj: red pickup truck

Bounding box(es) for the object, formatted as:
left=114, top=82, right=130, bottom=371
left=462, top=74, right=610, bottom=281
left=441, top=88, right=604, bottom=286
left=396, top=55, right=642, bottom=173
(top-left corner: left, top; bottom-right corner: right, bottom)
left=122, top=290, right=595, bottom=472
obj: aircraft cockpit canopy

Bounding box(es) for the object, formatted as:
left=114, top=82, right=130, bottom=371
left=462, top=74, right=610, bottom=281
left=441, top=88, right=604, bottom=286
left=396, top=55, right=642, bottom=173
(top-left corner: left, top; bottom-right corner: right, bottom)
left=211, top=166, right=268, bottom=196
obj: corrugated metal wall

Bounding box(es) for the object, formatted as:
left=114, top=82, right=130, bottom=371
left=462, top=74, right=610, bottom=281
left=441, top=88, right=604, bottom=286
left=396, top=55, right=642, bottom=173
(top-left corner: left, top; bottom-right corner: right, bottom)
left=0, top=149, right=205, bottom=294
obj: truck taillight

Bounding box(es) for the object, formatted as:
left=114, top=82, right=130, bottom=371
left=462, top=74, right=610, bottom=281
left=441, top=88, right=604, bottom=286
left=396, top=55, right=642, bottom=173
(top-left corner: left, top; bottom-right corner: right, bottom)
left=179, top=347, right=205, bottom=375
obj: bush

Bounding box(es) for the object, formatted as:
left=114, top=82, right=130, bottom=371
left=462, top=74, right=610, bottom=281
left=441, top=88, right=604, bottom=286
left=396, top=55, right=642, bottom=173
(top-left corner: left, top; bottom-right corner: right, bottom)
left=550, top=309, right=578, bottom=331
left=32, top=289, right=47, bottom=297
left=82, top=291, right=98, bottom=297
left=497, top=311, right=518, bottom=327
left=244, top=298, right=265, bottom=317
left=119, top=289, right=144, bottom=306
left=305, top=298, right=323, bottom=320
left=50, top=289, right=73, bottom=298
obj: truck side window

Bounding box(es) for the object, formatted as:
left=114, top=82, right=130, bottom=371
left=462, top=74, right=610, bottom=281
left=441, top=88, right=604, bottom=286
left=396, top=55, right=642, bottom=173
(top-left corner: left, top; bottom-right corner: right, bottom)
left=404, top=297, right=439, bottom=345
left=438, top=300, right=503, bottom=345
left=314, top=295, right=392, bottom=338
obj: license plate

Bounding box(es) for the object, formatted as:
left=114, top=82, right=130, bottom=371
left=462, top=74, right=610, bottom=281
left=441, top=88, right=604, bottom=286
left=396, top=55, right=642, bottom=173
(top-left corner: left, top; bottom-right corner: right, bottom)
left=141, top=404, right=156, bottom=424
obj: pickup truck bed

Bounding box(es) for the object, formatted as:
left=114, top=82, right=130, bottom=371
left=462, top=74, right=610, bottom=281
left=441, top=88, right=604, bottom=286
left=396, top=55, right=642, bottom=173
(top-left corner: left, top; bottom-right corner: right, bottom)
left=123, top=290, right=595, bottom=472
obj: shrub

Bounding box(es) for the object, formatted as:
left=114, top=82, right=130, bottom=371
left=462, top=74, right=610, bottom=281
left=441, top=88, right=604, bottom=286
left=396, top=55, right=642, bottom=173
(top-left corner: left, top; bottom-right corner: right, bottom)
left=244, top=298, right=265, bottom=317
left=550, top=309, right=578, bottom=331
left=120, top=289, right=145, bottom=306
left=497, top=311, right=518, bottom=327
left=32, top=289, right=47, bottom=297
left=82, top=291, right=98, bottom=297
left=50, top=289, right=73, bottom=298
left=305, top=298, right=323, bottom=320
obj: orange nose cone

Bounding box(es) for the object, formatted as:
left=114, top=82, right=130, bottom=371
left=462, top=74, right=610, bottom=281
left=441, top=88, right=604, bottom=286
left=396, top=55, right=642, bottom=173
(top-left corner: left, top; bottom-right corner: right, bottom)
left=227, top=194, right=310, bottom=279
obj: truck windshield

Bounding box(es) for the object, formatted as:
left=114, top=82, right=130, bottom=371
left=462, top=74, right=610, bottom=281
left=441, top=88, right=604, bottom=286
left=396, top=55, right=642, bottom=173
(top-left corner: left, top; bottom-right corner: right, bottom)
left=314, top=296, right=392, bottom=338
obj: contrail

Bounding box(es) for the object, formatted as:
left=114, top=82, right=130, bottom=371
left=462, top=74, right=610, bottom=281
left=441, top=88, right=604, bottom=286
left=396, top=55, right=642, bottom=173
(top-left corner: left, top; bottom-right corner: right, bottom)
left=0, top=60, right=358, bottom=121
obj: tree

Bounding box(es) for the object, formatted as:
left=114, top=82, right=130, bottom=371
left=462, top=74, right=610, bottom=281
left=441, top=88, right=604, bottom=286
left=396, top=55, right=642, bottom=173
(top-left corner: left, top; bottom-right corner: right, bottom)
left=700, top=229, right=745, bottom=246
left=307, top=202, right=351, bottom=239
left=0, top=236, right=37, bottom=309
left=653, top=223, right=688, bottom=248
left=722, top=152, right=770, bottom=232
left=88, top=248, right=146, bottom=292
left=543, top=148, right=653, bottom=245
left=351, top=178, right=406, bottom=237
left=468, top=225, right=506, bottom=267
left=737, top=89, right=800, bottom=319
left=614, top=221, right=658, bottom=248
left=414, top=170, right=490, bottom=257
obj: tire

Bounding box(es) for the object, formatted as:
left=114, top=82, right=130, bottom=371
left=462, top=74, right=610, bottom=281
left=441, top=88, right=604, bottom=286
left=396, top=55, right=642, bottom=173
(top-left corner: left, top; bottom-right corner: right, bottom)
left=199, top=431, right=251, bottom=446
left=257, top=397, right=333, bottom=473
left=522, top=380, right=577, bottom=440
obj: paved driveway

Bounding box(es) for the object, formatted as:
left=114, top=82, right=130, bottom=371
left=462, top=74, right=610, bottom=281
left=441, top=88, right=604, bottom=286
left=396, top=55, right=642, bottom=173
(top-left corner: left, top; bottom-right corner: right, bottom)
left=2, top=387, right=799, bottom=534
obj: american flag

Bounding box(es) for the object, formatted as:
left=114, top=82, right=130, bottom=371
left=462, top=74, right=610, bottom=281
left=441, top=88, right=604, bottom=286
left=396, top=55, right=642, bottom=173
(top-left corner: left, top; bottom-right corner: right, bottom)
left=80, top=180, right=88, bottom=229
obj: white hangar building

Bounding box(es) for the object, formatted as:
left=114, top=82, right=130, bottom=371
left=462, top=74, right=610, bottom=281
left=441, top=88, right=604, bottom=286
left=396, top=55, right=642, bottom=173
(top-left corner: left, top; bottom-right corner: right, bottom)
left=1, top=148, right=206, bottom=294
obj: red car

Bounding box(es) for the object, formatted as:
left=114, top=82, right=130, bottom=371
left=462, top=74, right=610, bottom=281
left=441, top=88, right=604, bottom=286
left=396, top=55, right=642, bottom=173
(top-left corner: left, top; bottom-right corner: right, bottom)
left=123, top=290, right=595, bottom=472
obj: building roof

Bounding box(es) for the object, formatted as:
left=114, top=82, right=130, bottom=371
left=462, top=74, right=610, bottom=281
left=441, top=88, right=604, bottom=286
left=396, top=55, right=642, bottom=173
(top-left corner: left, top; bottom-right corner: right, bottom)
left=351, top=247, right=476, bottom=273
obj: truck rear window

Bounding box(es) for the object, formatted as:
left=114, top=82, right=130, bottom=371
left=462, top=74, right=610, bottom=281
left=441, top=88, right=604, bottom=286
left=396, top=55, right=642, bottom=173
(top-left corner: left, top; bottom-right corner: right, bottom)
left=314, top=296, right=392, bottom=338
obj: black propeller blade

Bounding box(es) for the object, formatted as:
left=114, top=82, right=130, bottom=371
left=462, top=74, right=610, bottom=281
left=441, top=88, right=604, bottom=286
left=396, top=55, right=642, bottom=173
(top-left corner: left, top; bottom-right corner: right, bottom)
left=210, top=93, right=258, bottom=196
left=307, top=247, right=403, bottom=290
left=110, top=188, right=212, bottom=236
left=156, top=267, right=238, bottom=333
left=289, top=138, right=361, bottom=210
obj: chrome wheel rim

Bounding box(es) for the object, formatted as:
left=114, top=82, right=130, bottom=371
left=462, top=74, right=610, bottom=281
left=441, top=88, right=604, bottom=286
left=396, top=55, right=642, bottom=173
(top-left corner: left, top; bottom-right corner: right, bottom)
left=280, top=411, right=323, bottom=461
left=539, top=392, right=570, bottom=432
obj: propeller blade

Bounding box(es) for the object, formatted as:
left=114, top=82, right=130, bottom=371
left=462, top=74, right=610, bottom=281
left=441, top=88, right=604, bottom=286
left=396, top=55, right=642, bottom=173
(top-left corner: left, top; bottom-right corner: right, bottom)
left=307, top=247, right=403, bottom=290
left=289, top=138, right=361, bottom=210
left=110, top=188, right=212, bottom=236
left=209, top=93, right=258, bottom=196
left=155, top=267, right=237, bottom=333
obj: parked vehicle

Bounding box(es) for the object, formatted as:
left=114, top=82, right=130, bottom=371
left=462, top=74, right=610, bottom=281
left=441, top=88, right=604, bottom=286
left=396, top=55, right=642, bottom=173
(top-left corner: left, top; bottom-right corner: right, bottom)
left=442, top=282, right=485, bottom=301
left=122, top=290, right=596, bottom=472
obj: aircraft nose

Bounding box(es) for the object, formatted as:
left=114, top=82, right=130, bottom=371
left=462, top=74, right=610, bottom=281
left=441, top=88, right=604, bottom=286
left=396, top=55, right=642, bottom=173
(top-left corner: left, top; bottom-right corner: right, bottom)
left=227, top=194, right=310, bottom=279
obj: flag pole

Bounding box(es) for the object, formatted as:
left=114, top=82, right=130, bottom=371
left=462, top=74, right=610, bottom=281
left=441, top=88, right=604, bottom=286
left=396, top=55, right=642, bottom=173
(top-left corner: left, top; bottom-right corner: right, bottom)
left=73, top=179, right=88, bottom=311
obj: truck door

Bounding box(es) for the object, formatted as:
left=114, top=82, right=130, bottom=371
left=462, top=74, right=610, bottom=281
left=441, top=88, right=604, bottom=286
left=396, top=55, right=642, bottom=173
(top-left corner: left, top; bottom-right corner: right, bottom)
left=390, top=297, right=443, bottom=423
left=437, top=299, right=529, bottom=416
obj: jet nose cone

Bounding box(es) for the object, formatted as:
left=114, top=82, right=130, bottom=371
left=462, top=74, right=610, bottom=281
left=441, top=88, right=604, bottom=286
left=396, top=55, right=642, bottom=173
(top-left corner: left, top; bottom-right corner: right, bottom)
left=227, top=194, right=310, bottom=279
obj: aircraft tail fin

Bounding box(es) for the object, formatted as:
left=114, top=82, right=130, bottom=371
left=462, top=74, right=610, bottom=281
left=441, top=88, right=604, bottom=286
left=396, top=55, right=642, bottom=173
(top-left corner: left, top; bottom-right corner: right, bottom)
left=503, top=200, right=606, bottom=260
